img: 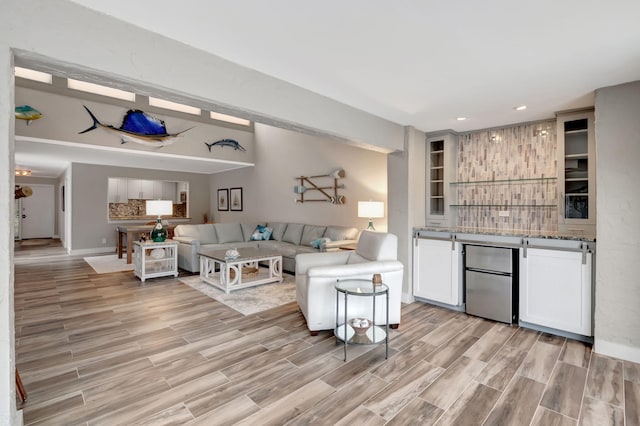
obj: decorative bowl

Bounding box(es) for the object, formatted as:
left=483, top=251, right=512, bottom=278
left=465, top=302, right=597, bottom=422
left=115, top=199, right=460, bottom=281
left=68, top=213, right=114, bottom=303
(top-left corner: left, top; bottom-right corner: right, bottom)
left=225, top=248, right=239, bottom=259
left=348, top=318, right=372, bottom=336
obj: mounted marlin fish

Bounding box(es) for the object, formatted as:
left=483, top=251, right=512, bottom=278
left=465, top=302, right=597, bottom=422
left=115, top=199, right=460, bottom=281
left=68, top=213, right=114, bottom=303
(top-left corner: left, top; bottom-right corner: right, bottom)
left=79, top=106, right=193, bottom=147
left=204, top=138, right=246, bottom=152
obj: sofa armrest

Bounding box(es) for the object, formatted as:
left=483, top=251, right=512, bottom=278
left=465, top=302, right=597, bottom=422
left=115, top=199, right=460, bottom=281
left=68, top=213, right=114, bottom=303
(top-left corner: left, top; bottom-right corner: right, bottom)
left=307, top=260, right=404, bottom=278
left=321, top=239, right=358, bottom=252
left=295, top=251, right=351, bottom=275
left=173, top=236, right=199, bottom=245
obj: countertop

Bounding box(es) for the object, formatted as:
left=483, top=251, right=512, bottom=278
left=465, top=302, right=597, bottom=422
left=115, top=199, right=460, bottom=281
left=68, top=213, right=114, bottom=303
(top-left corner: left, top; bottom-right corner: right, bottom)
left=414, top=227, right=596, bottom=251
left=414, top=227, right=595, bottom=242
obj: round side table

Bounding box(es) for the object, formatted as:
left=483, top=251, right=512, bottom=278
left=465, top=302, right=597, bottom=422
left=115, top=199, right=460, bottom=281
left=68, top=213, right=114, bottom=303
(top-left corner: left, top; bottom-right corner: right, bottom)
left=335, top=279, right=389, bottom=361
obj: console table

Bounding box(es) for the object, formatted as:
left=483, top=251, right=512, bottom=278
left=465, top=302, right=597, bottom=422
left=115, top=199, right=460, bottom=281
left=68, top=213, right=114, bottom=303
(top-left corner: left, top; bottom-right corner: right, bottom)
left=133, top=240, right=178, bottom=282
left=116, top=224, right=177, bottom=264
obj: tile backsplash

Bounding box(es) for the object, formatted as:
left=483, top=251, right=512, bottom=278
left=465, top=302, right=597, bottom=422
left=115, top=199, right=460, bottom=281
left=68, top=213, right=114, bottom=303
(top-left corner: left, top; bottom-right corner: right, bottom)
left=454, top=121, right=558, bottom=233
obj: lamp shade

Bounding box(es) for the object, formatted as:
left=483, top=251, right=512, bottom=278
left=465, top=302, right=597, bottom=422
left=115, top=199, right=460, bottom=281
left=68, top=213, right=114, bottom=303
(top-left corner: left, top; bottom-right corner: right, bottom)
left=358, top=201, right=384, bottom=218
left=146, top=200, right=173, bottom=217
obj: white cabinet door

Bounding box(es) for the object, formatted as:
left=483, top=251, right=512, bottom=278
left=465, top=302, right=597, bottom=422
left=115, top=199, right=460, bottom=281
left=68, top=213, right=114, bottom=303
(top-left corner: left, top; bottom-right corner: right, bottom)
left=127, top=179, right=155, bottom=199
left=162, top=182, right=177, bottom=202
left=108, top=178, right=128, bottom=203
left=519, top=248, right=592, bottom=336
left=413, top=238, right=461, bottom=306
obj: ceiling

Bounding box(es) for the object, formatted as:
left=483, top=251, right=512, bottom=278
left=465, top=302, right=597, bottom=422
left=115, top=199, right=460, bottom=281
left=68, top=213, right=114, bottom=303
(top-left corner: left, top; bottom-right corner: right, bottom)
left=16, top=1, right=640, bottom=177
left=68, top=0, right=640, bottom=133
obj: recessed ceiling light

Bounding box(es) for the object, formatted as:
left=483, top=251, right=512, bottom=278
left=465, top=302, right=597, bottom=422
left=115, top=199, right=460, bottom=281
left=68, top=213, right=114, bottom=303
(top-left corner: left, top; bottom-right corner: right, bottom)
left=515, top=105, right=527, bottom=111
left=149, top=97, right=201, bottom=115
left=456, top=117, right=467, bottom=121
left=15, top=67, right=52, bottom=84
left=210, top=111, right=251, bottom=126
left=68, top=78, right=136, bottom=101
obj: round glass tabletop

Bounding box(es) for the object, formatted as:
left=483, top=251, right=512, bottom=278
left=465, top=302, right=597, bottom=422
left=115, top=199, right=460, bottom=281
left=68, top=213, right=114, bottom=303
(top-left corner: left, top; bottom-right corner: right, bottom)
left=335, top=279, right=388, bottom=295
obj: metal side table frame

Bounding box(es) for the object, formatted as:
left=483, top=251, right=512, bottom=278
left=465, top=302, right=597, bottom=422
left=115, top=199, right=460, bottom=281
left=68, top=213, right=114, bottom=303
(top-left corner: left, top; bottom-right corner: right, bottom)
left=335, top=279, right=389, bottom=362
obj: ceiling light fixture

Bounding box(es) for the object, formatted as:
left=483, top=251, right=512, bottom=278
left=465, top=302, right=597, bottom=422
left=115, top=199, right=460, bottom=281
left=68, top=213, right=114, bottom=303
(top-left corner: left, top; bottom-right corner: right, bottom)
left=15, top=169, right=32, bottom=177
left=515, top=105, right=527, bottom=111
left=456, top=117, right=467, bottom=121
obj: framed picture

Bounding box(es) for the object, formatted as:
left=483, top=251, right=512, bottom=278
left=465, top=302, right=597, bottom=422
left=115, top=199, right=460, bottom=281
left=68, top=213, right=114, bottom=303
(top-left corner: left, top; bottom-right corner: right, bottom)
left=230, top=187, right=243, bottom=211
left=217, top=189, right=228, bottom=211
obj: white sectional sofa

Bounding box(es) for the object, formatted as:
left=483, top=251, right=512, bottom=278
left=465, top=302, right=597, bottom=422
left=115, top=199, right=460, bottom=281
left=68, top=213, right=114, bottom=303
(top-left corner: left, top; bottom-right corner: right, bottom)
left=172, top=222, right=359, bottom=273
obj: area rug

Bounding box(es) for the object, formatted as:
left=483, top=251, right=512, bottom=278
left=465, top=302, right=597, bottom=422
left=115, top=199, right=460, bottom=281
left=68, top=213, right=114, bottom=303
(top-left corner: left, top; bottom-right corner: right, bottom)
left=179, top=274, right=296, bottom=316
left=84, top=254, right=135, bottom=274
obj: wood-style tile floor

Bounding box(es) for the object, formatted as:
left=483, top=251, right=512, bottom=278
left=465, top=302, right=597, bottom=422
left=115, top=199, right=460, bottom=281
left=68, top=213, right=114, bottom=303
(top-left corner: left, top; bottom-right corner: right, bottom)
left=13, top=240, right=640, bottom=425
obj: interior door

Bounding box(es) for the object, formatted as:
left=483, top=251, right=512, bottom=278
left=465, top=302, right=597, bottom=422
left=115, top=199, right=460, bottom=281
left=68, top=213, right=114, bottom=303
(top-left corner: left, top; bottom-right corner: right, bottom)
left=21, top=184, right=55, bottom=239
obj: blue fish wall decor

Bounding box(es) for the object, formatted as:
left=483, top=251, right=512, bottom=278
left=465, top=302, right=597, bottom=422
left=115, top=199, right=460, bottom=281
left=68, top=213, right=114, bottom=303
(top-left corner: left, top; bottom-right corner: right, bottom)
left=204, top=139, right=246, bottom=152
left=79, top=106, right=193, bottom=147
left=15, top=105, right=43, bottom=125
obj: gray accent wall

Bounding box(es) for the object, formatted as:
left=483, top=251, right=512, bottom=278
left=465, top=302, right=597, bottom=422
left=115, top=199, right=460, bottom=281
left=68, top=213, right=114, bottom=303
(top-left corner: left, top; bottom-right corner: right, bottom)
left=70, top=163, right=211, bottom=251
left=593, top=80, right=640, bottom=362
left=210, top=123, right=387, bottom=229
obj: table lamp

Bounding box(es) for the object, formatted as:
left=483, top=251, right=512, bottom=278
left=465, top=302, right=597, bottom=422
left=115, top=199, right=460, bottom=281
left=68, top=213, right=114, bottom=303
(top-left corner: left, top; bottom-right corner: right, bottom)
left=358, top=201, right=384, bottom=231
left=146, top=200, right=173, bottom=242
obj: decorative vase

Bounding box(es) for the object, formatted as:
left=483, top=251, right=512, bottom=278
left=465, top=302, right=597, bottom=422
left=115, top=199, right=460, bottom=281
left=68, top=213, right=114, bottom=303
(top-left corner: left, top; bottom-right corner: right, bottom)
left=150, top=219, right=167, bottom=242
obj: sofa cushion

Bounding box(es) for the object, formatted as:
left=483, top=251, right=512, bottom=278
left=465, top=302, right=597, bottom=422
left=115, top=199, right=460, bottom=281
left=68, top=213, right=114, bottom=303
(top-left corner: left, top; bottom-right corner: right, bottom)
left=174, top=224, right=217, bottom=244
left=282, top=223, right=305, bottom=245
left=241, top=223, right=263, bottom=241
left=324, top=226, right=359, bottom=241
left=250, top=225, right=273, bottom=241
left=275, top=242, right=299, bottom=258
left=214, top=223, right=244, bottom=244
left=267, top=222, right=288, bottom=241
left=301, top=225, right=327, bottom=246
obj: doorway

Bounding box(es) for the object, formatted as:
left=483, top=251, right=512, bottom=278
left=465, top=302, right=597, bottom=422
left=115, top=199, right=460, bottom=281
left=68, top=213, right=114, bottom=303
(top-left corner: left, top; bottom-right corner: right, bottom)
left=19, top=184, right=55, bottom=239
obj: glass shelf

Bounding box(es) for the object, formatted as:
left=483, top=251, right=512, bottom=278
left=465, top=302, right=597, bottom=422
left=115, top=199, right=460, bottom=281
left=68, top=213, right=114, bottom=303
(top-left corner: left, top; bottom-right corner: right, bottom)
left=450, top=204, right=557, bottom=207
left=450, top=177, right=557, bottom=185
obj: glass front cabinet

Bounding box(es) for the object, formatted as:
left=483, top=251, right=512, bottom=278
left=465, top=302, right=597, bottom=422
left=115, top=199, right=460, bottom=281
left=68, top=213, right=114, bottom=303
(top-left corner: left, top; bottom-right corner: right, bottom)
left=557, top=109, right=596, bottom=237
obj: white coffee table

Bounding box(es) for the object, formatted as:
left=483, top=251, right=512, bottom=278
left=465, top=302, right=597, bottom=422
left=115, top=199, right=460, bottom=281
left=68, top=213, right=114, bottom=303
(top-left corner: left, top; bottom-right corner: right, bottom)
left=198, top=247, right=283, bottom=294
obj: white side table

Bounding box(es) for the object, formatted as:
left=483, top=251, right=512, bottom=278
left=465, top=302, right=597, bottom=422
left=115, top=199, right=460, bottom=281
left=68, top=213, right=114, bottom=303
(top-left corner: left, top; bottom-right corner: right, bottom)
left=133, top=240, right=178, bottom=282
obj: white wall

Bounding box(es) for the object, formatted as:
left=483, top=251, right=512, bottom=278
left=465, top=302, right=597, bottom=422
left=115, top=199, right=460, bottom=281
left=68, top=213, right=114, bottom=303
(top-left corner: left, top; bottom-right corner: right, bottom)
left=210, top=124, right=387, bottom=229
left=593, top=80, right=640, bottom=362
left=388, top=126, right=426, bottom=301
left=0, top=47, right=19, bottom=425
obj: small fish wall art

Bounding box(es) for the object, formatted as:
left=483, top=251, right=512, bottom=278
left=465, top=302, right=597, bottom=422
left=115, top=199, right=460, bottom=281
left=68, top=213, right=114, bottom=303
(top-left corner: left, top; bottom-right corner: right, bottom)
left=205, top=139, right=246, bottom=152
left=79, top=106, right=193, bottom=147
left=15, top=105, right=43, bottom=125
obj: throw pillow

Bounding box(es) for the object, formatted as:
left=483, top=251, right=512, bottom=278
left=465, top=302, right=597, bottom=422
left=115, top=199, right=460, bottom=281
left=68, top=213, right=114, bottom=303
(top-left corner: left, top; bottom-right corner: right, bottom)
left=310, top=237, right=331, bottom=249
left=250, top=225, right=273, bottom=241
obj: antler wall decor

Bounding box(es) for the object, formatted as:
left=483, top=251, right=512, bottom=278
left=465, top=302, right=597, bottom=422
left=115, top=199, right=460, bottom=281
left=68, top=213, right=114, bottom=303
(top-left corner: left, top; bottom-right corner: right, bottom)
left=294, top=168, right=346, bottom=204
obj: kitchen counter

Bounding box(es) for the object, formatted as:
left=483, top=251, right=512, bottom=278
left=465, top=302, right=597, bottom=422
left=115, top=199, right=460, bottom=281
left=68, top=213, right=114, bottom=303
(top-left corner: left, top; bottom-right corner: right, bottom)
left=414, top=227, right=595, bottom=253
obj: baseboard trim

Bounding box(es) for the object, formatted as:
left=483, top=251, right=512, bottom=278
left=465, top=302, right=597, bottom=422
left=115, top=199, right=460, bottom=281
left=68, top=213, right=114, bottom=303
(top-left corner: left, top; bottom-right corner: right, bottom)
left=401, top=292, right=415, bottom=304
left=594, top=339, right=640, bottom=363
left=71, top=247, right=117, bottom=256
